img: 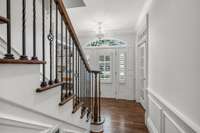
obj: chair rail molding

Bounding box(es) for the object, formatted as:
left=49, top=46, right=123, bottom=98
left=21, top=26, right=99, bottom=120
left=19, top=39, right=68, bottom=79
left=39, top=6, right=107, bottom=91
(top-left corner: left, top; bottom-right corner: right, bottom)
left=146, top=88, right=200, bottom=133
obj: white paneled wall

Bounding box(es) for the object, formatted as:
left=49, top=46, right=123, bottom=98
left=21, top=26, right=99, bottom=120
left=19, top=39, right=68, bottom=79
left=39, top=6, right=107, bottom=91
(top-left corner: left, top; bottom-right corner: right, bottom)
left=147, top=89, right=197, bottom=133
left=136, top=0, right=200, bottom=132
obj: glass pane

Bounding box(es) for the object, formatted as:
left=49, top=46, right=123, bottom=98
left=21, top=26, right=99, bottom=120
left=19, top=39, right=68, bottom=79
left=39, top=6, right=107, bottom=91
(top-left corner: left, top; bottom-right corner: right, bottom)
left=99, top=63, right=104, bottom=71
left=105, top=63, right=110, bottom=71
left=105, top=56, right=110, bottom=61
left=120, top=65, right=124, bottom=68
left=120, top=72, right=125, bottom=76
left=119, top=53, right=126, bottom=82
left=99, top=56, right=104, bottom=61
left=98, top=55, right=112, bottom=81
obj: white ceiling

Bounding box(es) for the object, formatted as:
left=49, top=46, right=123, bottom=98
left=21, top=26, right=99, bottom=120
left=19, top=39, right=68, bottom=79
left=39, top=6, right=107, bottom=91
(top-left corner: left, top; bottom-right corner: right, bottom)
left=64, top=0, right=86, bottom=8
left=67, top=0, right=147, bottom=36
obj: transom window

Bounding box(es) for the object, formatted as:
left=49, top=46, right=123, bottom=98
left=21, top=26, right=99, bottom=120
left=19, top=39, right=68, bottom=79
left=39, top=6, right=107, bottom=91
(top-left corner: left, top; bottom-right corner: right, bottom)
left=86, top=39, right=127, bottom=48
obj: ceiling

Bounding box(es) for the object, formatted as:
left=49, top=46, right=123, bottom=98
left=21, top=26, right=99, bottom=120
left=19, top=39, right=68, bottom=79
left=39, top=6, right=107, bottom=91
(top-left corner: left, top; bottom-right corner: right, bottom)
left=67, top=0, right=147, bottom=36
left=64, top=0, right=86, bottom=8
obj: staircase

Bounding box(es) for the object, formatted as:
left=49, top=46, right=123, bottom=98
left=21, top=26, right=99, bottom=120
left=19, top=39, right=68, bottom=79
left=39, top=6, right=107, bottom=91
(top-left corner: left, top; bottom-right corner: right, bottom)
left=0, top=0, right=103, bottom=132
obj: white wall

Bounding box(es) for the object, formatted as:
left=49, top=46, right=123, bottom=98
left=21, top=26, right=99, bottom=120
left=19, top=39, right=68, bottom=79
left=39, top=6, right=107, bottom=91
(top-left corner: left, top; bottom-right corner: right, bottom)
left=0, top=64, right=89, bottom=133
left=0, top=0, right=56, bottom=79
left=78, top=32, right=136, bottom=100
left=137, top=0, right=200, bottom=132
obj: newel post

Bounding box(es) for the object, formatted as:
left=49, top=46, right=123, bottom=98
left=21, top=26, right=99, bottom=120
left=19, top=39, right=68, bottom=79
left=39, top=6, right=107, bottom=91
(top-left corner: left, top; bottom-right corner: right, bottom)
left=90, top=71, right=104, bottom=133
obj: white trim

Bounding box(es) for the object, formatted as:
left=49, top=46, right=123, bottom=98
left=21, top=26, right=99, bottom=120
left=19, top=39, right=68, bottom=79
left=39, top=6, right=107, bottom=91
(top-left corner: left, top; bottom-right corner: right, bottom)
left=90, top=124, right=104, bottom=133
left=0, top=113, right=82, bottom=133
left=148, top=95, right=162, bottom=133
left=147, top=88, right=200, bottom=133
left=163, top=111, right=186, bottom=133
left=61, top=129, right=82, bottom=133
left=0, top=113, right=52, bottom=132
left=147, top=117, right=159, bottom=133
left=0, top=97, right=87, bottom=131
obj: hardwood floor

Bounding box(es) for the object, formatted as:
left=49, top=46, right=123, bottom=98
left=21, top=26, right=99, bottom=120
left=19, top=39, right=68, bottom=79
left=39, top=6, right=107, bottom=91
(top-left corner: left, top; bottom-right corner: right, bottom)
left=101, top=99, right=149, bottom=133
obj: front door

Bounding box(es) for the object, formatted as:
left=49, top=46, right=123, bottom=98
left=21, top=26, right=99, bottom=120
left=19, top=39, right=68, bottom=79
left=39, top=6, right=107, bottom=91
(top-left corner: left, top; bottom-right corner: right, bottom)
left=86, top=48, right=127, bottom=99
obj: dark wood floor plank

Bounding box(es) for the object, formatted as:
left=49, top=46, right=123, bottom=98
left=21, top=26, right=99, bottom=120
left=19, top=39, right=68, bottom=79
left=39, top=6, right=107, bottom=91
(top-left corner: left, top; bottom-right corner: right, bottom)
left=101, top=99, right=149, bottom=133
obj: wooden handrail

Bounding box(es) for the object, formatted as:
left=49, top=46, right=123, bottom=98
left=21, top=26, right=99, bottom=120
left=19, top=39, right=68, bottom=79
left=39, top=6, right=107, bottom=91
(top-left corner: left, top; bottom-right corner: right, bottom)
left=55, top=0, right=91, bottom=72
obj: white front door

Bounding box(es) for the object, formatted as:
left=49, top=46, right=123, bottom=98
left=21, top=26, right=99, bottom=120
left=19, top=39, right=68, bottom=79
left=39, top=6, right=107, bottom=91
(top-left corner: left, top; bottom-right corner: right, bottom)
left=138, top=42, right=147, bottom=109
left=86, top=48, right=127, bottom=99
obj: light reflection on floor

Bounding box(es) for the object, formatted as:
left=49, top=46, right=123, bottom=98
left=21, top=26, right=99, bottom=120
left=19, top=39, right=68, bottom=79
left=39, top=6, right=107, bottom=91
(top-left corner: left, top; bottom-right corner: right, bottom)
left=101, top=99, right=149, bottom=133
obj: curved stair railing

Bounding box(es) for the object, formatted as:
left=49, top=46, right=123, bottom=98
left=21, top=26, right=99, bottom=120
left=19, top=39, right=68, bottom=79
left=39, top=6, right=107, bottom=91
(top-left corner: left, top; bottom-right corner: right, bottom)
left=0, top=0, right=103, bottom=129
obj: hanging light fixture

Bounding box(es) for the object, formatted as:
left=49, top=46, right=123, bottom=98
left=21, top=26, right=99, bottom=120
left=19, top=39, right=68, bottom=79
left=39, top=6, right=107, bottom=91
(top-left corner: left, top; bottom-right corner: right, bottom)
left=96, top=22, right=104, bottom=39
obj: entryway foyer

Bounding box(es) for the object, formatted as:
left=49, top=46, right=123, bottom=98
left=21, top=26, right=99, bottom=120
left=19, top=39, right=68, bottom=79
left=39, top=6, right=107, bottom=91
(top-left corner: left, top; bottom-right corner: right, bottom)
left=0, top=0, right=199, bottom=133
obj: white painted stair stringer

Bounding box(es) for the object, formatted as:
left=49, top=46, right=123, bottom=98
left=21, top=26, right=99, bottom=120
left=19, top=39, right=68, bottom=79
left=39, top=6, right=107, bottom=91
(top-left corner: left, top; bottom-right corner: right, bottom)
left=0, top=64, right=90, bottom=132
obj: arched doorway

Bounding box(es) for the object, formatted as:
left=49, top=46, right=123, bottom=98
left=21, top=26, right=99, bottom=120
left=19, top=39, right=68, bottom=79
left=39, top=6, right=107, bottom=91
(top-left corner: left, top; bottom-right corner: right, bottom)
left=84, top=38, right=128, bottom=99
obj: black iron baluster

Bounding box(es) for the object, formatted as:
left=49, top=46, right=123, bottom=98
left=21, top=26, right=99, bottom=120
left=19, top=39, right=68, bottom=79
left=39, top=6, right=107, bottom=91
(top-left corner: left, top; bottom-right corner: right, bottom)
left=54, top=4, right=59, bottom=83
left=85, top=68, right=88, bottom=108
left=48, top=0, right=54, bottom=85
left=31, top=0, right=38, bottom=60
left=69, top=36, right=72, bottom=96
left=89, top=72, right=92, bottom=112
left=75, top=48, right=78, bottom=105
left=93, top=71, right=98, bottom=122
left=77, top=54, right=80, bottom=103
left=72, top=41, right=75, bottom=96
left=86, top=70, right=88, bottom=110
left=91, top=73, right=93, bottom=118
left=60, top=17, right=64, bottom=82
left=80, top=59, right=83, bottom=103
left=4, top=0, right=14, bottom=59
left=60, top=16, right=64, bottom=101
left=40, top=0, right=47, bottom=87
left=20, top=0, right=28, bottom=60
left=84, top=67, right=87, bottom=108
left=98, top=72, right=101, bottom=121
left=72, top=42, right=75, bottom=108
left=83, top=62, right=85, bottom=105
left=65, top=26, right=68, bottom=98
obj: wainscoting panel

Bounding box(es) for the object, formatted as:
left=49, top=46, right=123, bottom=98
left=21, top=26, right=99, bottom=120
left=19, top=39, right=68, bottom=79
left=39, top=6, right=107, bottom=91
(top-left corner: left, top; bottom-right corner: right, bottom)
left=148, top=96, right=162, bottom=133
left=164, top=111, right=185, bottom=133
left=146, top=89, right=198, bottom=133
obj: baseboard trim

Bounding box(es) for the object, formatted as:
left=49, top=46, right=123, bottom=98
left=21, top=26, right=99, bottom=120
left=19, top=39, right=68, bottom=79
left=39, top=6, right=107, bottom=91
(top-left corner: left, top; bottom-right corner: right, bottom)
left=147, top=117, right=159, bottom=133
left=101, top=97, right=136, bottom=102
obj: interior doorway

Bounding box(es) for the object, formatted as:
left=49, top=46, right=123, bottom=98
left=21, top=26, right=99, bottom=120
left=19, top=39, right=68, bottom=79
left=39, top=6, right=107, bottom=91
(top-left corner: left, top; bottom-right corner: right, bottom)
left=137, top=41, right=148, bottom=109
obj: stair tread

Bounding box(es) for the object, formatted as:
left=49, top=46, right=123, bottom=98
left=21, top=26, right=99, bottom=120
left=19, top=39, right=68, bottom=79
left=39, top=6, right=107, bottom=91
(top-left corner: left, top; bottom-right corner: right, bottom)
left=59, top=95, right=75, bottom=106
left=0, top=59, right=45, bottom=64
left=72, top=101, right=83, bottom=114
left=0, top=16, right=9, bottom=24
left=36, top=81, right=66, bottom=93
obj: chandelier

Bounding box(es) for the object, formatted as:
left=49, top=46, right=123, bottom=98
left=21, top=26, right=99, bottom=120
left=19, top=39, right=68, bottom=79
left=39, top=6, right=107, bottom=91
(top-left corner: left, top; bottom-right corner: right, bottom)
left=96, top=22, right=104, bottom=39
